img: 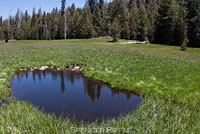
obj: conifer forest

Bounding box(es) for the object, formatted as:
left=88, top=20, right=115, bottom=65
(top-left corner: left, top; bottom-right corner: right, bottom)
left=0, top=0, right=200, bottom=47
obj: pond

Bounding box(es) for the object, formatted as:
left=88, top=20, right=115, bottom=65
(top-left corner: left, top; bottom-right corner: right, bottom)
left=11, top=69, right=142, bottom=122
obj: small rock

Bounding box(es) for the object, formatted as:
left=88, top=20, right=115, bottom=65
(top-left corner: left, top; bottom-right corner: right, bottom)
left=74, top=66, right=80, bottom=70
left=39, top=66, right=49, bottom=71
left=33, top=67, right=39, bottom=69
left=20, top=68, right=27, bottom=71
left=69, top=66, right=73, bottom=69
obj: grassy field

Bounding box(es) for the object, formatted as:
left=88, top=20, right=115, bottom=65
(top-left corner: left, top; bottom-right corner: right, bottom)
left=0, top=39, right=199, bottom=133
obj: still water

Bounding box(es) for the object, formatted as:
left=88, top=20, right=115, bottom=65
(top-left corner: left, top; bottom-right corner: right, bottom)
left=11, top=69, right=142, bottom=122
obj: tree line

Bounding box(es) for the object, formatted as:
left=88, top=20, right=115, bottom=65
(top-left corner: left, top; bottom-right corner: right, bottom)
left=0, top=0, right=199, bottom=48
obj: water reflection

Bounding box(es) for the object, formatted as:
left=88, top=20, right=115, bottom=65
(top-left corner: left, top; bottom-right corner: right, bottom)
left=12, top=69, right=142, bottom=122
left=15, top=70, right=134, bottom=102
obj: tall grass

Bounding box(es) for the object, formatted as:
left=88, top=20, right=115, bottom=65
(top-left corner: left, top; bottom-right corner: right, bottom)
left=0, top=97, right=199, bottom=134
left=0, top=39, right=200, bottom=133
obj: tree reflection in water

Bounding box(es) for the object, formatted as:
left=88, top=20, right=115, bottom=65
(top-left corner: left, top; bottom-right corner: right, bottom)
left=15, top=69, right=133, bottom=102
left=13, top=69, right=142, bottom=122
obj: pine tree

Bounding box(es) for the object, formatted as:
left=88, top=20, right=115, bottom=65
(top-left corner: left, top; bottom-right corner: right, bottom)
left=155, top=0, right=179, bottom=45
left=31, top=8, right=39, bottom=40
left=107, top=0, right=128, bottom=39
left=174, top=0, right=188, bottom=49
left=66, top=5, right=76, bottom=39
left=88, top=0, right=96, bottom=13
left=110, top=18, right=120, bottom=42
left=117, top=0, right=129, bottom=39
left=92, top=3, right=101, bottom=37
left=3, top=20, right=9, bottom=42
left=100, top=0, right=104, bottom=10
left=70, top=9, right=82, bottom=38
left=99, top=0, right=107, bottom=36
left=46, top=13, right=52, bottom=40
left=14, top=9, right=21, bottom=40
left=122, top=22, right=130, bottom=40
left=20, top=10, right=31, bottom=40
left=137, top=1, right=148, bottom=41
left=146, top=0, right=159, bottom=42
left=188, top=0, right=200, bottom=47
left=42, top=11, right=48, bottom=40
left=8, top=16, right=15, bottom=40
left=56, top=12, right=64, bottom=39
left=49, top=8, right=59, bottom=40
left=61, top=0, right=67, bottom=39
left=79, top=9, right=95, bottom=38
left=37, top=8, right=43, bottom=40
left=0, top=16, right=3, bottom=40
left=0, top=0, right=199, bottom=47
left=129, top=0, right=139, bottom=40
left=61, top=0, right=66, bottom=16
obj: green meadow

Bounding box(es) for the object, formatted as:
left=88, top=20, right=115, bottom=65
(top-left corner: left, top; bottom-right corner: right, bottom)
left=0, top=39, right=199, bottom=133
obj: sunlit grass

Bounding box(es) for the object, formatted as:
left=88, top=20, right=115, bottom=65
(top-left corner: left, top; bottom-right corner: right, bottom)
left=0, top=97, right=199, bottom=134
left=0, top=39, right=200, bottom=133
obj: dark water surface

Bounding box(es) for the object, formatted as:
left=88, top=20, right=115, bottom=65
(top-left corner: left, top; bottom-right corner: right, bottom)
left=11, top=69, right=142, bottom=122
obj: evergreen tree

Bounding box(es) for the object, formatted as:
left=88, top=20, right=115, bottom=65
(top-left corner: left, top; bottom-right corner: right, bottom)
left=79, top=9, right=96, bottom=38
left=137, top=1, right=148, bottom=41
left=155, top=0, right=179, bottom=45
left=46, top=13, right=52, bottom=40
left=188, top=0, right=200, bottom=47
left=98, top=0, right=107, bottom=36
left=0, top=0, right=199, bottom=47
left=129, top=0, right=139, bottom=40
left=70, top=9, right=82, bottom=38
left=49, top=8, right=59, bottom=40
left=14, top=9, right=21, bottom=40
left=110, top=18, right=120, bottom=42
left=99, top=0, right=104, bottom=10
left=0, top=16, right=3, bottom=40
left=3, top=20, right=9, bottom=42
left=146, top=0, right=159, bottom=42
left=20, top=10, right=31, bottom=40
left=129, top=0, right=135, bottom=10
left=61, top=0, right=67, bottom=39
left=174, top=0, right=188, bottom=48
left=122, top=22, right=130, bottom=40
left=8, top=16, right=15, bottom=40
left=118, top=0, right=129, bottom=39
left=61, top=0, right=66, bottom=16
left=88, top=0, right=96, bottom=13
left=107, top=0, right=128, bottom=39
left=31, top=8, right=39, bottom=40
left=56, top=12, right=64, bottom=39
left=92, top=3, right=101, bottom=36
left=37, top=8, right=43, bottom=40
left=67, top=4, right=76, bottom=39
left=42, top=11, right=48, bottom=40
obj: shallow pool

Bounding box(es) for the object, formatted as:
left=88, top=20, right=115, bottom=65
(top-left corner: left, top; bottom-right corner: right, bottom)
left=11, top=69, right=142, bottom=122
